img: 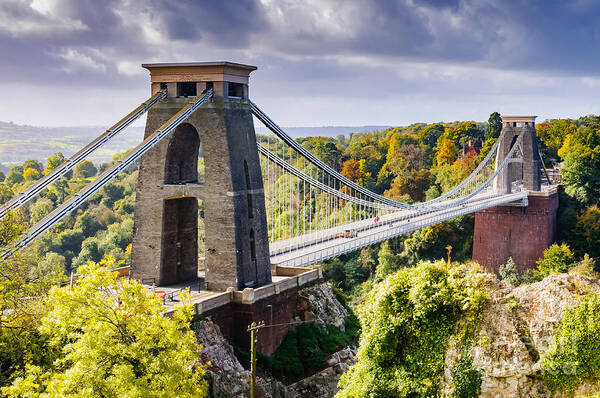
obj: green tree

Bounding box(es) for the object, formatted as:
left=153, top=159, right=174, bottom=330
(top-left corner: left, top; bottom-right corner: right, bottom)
left=385, top=169, right=430, bottom=202
left=536, top=120, right=577, bottom=158
left=0, top=211, right=64, bottom=386
left=36, top=252, right=67, bottom=277
left=573, top=206, right=600, bottom=259
left=384, top=144, right=430, bottom=202
left=73, top=160, right=97, bottom=179
left=337, top=261, right=488, bottom=397
left=417, top=123, right=445, bottom=148
left=3, top=262, right=208, bottom=397
left=446, top=122, right=484, bottom=147
left=0, top=171, right=5, bottom=182
left=479, top=137, right=497, bottom=160
left=562, top=143, right=600, bottom=205
left=100, top=181, right=125, bottom=207
left=375, top=241, right=399, bottom=280
left=5, top=166, right=23, bottom=186
left=0, top=183, right=13, bottom=204
left=72, top=237, right=103, bottom=269
left=301, top=138, right=343, bottom=170
left=534, top=244, right=576, bottom=280
left=29, top=197, right=54, bottom=224
left=50, top=178, right=69, bottom=204
left=43, top=153, right=66, bottom=176
left=485, top=112, right=502, bottom=140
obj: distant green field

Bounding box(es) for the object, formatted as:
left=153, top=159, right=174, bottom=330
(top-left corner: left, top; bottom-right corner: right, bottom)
left=0, top=121, right=145, bottom=167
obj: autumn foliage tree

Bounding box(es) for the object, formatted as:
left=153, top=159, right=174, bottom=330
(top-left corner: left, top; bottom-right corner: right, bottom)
left=3, top=262, right=208, bottom=397
left=435, top=138, right=458, bottom=166
left=22, top=167, right=40, bottom=181
left=43, top=153, right=66, bottom=175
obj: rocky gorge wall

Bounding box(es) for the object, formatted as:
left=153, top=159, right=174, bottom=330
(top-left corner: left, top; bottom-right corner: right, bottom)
left=194, top=273, right=600, bottom=397
left=443, top=273, right=600, bottom=397
left=193, top=282, right=356, bottom=398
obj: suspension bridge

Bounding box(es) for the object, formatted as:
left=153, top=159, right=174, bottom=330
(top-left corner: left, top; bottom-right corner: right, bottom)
left=0, top=62, right=555, bottom=291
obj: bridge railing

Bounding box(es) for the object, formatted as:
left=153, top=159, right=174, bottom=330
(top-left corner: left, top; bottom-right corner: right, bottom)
left=271, top=191, right=527, bottom=268
left=258, top=106, right=527, bottom=247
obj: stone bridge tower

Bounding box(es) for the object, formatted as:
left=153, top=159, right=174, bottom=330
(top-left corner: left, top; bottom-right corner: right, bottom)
left=493, top=116, right=541, bottom=194
left=131, top=62, right=272, bottom=291
left=473, top=116, right=558, bottom=274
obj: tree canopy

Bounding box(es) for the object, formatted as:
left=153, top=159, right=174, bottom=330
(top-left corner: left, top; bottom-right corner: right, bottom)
left=3, top=262, right=208, bottom=397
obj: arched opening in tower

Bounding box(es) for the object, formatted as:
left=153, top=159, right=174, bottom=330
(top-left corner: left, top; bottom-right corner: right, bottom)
left=160, top=197, right=198, bottom=285
left=508, top=134, right=523, bottom=185
left=249, top=228, right=258, bottom=285
left=164, top=123, right=201, bottom=184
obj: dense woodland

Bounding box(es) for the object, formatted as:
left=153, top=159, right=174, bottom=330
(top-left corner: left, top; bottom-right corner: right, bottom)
left=1, top=113, right=600, bottom=396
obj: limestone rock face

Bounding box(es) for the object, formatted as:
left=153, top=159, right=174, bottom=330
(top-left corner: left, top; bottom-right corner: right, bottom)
left=195, top=282, right=354, bottom=398
left=287, top=348, right=356, bottom=398
left=444, top=274, right=600, bottom=398
left=297, top=283, right=348, bottom=330
left=195, top=318, right=289, bottom=398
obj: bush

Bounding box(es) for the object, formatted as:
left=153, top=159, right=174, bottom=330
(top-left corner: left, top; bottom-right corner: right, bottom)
left=542, top=294, right=600, bottom=393
left=534, top=244, right=576, bottom=280
left=257, top=316, right=360, bottom=382
left=568, top=254, right=599, bottom=279
left=337, top=261, right=489, bottom=397
left=499, top=257, right=520, bottom=286
left=451, top=351, right=482, bottom=398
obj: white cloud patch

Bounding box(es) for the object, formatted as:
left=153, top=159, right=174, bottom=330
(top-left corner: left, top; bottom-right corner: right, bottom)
left=0, top=0, right=87, bottom=37
left=117, top=60, right=144, bottom=76
left=57, top=48, right=106, bottom=73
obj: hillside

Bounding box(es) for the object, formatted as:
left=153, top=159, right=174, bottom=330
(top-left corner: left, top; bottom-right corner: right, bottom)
left=0, top=120, right=391, bottom=171
left=0, top=121, right=145, bottom=170
left=254, top=125, right=392, bottom=138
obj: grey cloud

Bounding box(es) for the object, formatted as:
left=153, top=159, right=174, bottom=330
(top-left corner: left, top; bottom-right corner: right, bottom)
left=153, top=0, right=266, bottom=47
left=0, top=0, right=599, bottom=128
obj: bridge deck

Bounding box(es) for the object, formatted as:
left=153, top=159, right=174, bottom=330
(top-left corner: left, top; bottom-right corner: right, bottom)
left=270, top=191, right=529, bottom=268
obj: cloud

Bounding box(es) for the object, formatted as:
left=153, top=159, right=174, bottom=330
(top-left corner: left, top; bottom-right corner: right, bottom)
left=117, top=60, right=144, bottom=76
left=0, top=0, right=87, bottom=37
left=57, top=48, right=106, bottom=73
left=0, top=0, right=599, bottom=126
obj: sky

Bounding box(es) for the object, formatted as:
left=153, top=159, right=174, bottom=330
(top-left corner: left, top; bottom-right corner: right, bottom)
left=0, top=0, right=599, bottom=127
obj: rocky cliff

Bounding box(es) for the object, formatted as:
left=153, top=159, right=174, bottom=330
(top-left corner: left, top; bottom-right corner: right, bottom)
left=444, top=273, right=600, bottom=397
left=193, top=282, right=356, bottom=398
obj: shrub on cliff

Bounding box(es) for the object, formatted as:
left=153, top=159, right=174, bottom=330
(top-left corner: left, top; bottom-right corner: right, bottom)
left=542, top=294, right=600, bottom=393
left=534, top=243, right=576, bottom=281
left=336, top=260, right=489, bottom=397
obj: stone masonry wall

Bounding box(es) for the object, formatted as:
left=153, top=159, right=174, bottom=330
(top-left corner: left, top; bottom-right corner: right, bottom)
left=472, top=191, right=558, bottom=274
left=131, top=95, right=271, bottom=290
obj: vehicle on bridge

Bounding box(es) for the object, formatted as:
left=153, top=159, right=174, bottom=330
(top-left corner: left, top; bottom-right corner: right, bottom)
left=334, top=229, right=358, bottom=239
